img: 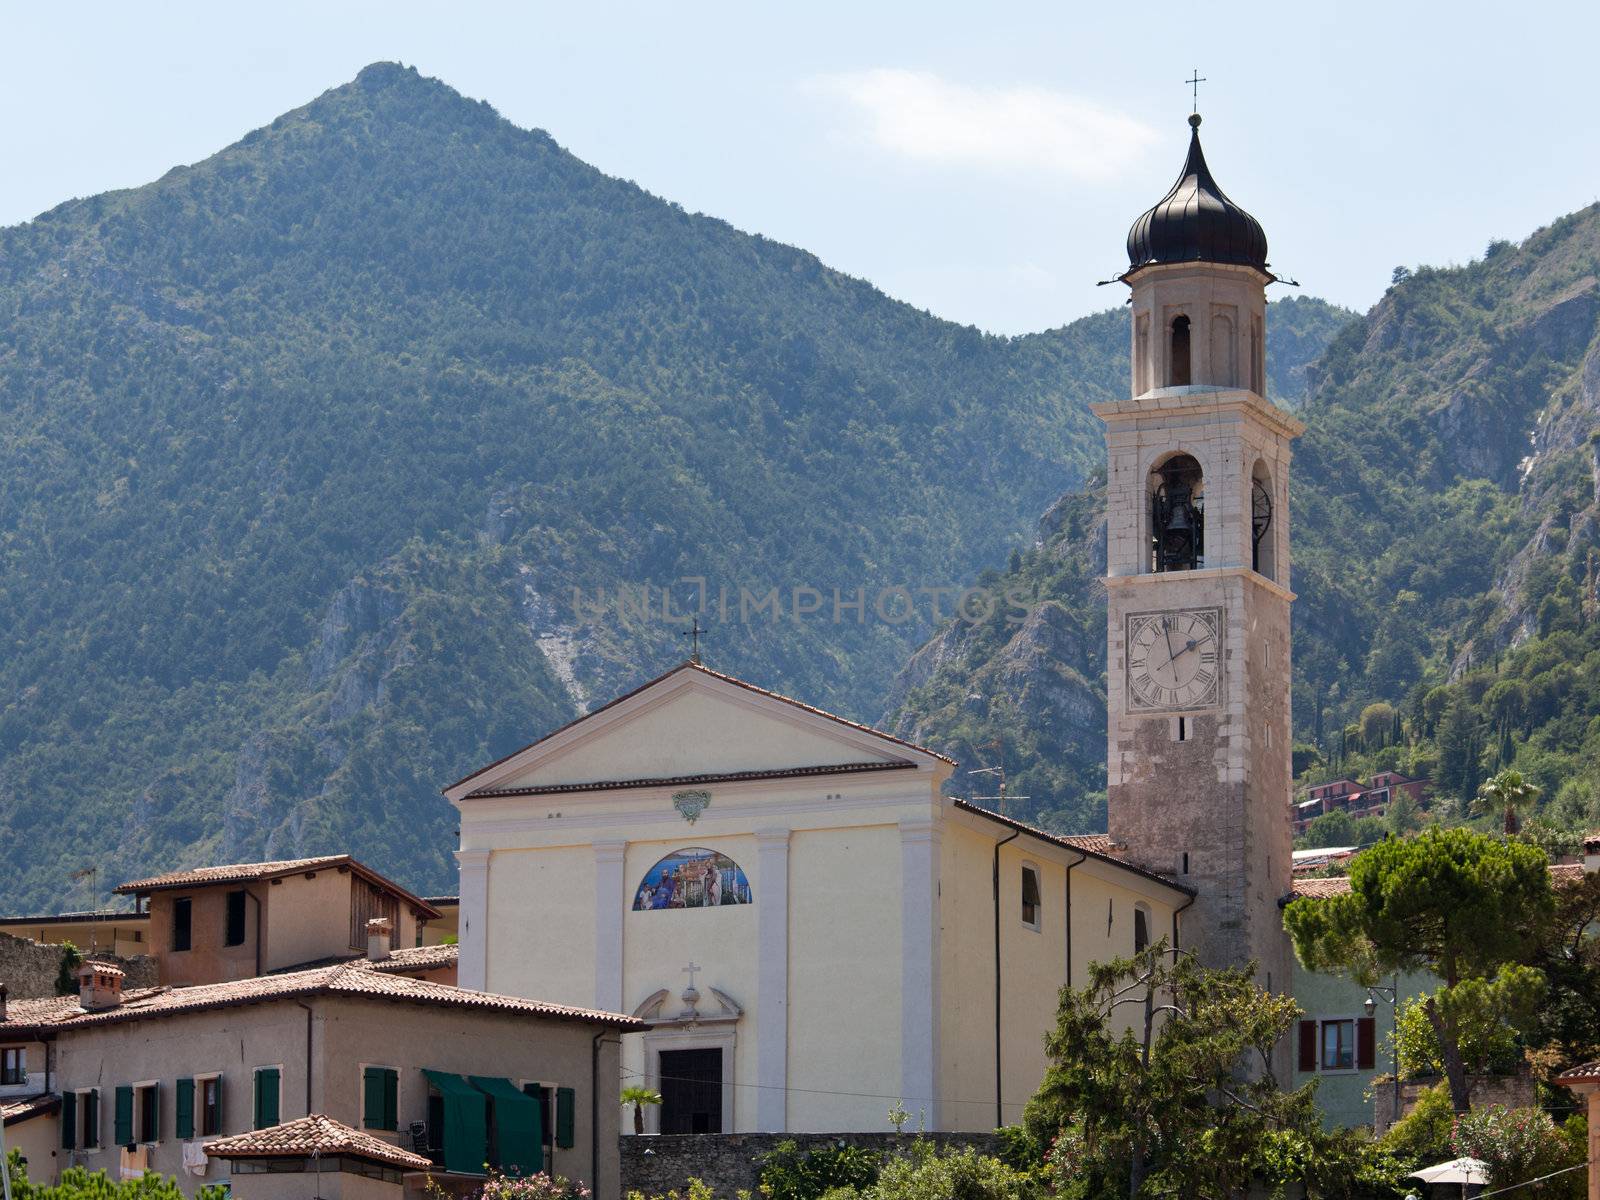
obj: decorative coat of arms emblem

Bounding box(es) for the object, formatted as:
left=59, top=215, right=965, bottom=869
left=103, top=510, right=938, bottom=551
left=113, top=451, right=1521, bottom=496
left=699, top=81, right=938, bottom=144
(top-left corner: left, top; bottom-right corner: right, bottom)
left=672, top=789, right=711, bottom=824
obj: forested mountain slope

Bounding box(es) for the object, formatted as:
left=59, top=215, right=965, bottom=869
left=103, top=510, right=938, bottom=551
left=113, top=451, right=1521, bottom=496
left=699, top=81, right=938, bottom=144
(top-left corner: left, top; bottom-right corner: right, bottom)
left=0, top=64, right=1338, bottom=909
left=890, top=211, right=1600, bottom=839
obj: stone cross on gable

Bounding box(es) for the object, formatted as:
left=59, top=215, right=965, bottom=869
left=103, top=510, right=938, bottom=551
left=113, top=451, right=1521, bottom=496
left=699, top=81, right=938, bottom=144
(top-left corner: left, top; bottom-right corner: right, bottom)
left=682, top=961, right=701, bottom=991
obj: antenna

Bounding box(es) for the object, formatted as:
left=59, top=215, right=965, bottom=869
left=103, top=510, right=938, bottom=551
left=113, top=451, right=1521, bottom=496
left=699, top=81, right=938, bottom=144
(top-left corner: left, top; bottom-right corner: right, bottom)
left=969, top=736, right=1029, bottom=816
left=68, top=866, right=98, bottom=914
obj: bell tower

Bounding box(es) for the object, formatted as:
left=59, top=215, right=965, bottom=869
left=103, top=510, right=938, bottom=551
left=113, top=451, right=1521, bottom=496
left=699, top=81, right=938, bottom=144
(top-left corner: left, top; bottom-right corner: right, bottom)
left=1092, top=113, right=1303, bottom=990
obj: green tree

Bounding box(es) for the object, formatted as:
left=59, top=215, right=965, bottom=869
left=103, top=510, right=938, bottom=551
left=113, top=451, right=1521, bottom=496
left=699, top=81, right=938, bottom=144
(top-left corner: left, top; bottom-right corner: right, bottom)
left=1360, top=703, right=1397, bottom=750
left=1435, top=697, right=1487, bottom=804
left=1302, top=809, right=1356, bottom=849
left=1475, top=768, right=1541, bottom=836
left=1024, top=944, right=1336, bottom=1200
left=4, top=1154, right=229, bottom=1200
left=1283, top=827, right=1553, bottom=1113
left=619, top=1086, right=661, bottom=1137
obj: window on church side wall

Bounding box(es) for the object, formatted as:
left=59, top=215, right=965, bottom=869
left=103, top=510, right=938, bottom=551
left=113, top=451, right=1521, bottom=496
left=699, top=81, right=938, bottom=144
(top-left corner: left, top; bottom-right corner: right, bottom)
left=1020, top=865, right=1041, bottom=930
left=1169, top=315, right=1191, bottom=387
left=1133, top=905, right=1151, bottom=953
left=633, top=848, right=752, bottom=911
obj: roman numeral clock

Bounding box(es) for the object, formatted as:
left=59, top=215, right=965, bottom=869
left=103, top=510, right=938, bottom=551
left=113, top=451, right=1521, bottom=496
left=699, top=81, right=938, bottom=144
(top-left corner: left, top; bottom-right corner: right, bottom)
left=1125, top=608, right=1221, bottom=711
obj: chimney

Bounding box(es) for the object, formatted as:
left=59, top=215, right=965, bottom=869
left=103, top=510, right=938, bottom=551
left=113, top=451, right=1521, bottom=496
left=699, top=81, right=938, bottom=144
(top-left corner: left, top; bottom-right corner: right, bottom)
left=366, top=917, right=393, bottom=962
left=77, top=961, right=126, bottom=1011
left=1584, top=833, right=1600, bottom=874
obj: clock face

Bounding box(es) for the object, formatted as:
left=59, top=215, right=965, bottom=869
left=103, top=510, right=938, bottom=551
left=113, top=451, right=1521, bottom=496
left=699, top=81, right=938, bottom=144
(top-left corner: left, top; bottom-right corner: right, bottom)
left=1125, top=608, right=1222, bottom=712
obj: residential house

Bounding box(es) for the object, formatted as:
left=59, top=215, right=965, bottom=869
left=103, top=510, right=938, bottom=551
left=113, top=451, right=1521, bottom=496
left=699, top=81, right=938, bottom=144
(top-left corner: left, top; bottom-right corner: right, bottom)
left=1292, top=772, right=1431, bottom=837
left=114, top=856, right=443, bottom=987
left=0, top=938, right=638, bottom=1197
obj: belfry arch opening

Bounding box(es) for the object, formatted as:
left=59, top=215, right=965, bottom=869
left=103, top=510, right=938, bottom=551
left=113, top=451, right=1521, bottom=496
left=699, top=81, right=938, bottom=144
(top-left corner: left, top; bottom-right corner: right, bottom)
left=1149, top=453, right=1204, bottom=572
left=1169, top=315, right=1191, bottom=387
left=1251, top=460, right=1276, bottom=580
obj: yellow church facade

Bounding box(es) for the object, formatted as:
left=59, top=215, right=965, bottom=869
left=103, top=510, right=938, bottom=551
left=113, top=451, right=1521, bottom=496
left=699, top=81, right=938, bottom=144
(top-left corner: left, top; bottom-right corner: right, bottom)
left=446, top=662, right=1192, bottom=1134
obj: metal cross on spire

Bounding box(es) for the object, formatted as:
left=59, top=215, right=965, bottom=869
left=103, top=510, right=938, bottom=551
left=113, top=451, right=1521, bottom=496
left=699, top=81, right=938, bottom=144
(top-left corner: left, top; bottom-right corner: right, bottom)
left=683, top=615, right=703, bottom=664
left=1186, top=69, right=1207, bottom=113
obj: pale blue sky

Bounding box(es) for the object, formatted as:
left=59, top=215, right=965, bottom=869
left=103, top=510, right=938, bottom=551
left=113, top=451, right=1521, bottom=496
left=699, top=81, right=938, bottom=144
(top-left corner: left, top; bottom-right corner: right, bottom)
left=2, top=1, right=1594, bottom=334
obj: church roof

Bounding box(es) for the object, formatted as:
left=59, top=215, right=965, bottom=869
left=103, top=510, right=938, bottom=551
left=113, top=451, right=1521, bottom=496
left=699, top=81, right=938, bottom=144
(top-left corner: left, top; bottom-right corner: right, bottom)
left=951, top=800, right=1195, bottom=896
left=446, top=660, right=955, bottom=795
left=1125, top=114, right=1269, bottom=276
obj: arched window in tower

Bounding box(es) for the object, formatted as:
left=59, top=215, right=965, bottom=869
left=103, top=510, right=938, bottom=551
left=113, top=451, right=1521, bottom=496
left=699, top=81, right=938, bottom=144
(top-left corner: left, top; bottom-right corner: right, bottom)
left=1169, top=315, right=1191, bottom=387
left=1150, top=454, right=1204, bottom=572
left=1210, top=312, right=1236, bottom=388
left=1251, top=460, right=1276, bottom=580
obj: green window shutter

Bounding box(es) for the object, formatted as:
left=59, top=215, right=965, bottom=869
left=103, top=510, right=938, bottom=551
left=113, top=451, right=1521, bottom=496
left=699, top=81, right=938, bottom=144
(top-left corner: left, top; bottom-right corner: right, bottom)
left=215, top=1075, right=225, bottom=1132
left=149, top=1082, right=160, bottom=1143
left=362, top=1068, right=387, bottom=1130
left=383, top=1069, right=399, bottom=1132
left=175, top=1077, right=195, bottom=1140
left=114, top=1086, right=133, bottom=1146
left=421, top=1070, right=487, bottom=1176
left=83, top=1090, right=100, bottom=1150
left=254, top=1068, right=280, bottom=1130
left=60, top=1091, right=76, bottom=1150
left=468, top=1076, right=541, bottom=1176
left=555, top=1087, right=575, bottom=1150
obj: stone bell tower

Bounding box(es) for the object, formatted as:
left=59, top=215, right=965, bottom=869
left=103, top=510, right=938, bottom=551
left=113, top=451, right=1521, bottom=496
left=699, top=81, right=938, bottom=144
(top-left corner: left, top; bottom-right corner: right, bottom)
left=1092, top=113, right=1302, bottom=992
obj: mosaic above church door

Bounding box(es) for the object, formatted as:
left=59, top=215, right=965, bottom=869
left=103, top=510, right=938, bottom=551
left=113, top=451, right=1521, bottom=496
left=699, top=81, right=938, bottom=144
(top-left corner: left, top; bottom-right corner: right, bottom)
left=633, top=847, right=752, bottom=910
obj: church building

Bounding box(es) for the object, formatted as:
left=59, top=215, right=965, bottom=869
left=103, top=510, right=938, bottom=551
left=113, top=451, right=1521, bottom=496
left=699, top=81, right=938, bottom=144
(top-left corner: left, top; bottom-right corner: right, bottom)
left=448, top=111, right=1300, bottom=1136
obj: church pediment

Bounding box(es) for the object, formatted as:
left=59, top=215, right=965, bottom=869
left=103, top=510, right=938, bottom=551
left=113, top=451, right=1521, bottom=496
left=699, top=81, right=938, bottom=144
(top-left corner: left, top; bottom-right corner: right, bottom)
left=444, top=662, right=949, bottom=802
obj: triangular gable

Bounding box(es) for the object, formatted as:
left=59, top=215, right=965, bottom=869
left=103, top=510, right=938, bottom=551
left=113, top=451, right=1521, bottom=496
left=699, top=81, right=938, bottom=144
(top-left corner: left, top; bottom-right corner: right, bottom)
left=445, top=662, right=950, bottom=801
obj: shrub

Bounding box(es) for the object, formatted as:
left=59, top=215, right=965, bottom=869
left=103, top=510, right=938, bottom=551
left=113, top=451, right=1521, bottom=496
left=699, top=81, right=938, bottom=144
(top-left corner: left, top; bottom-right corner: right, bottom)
left=477, top=1168, right=591, bottom=1199
left=1452, top=1105, right=1583, bottom=1198
left=758, top=1140, right=878, bottom=1200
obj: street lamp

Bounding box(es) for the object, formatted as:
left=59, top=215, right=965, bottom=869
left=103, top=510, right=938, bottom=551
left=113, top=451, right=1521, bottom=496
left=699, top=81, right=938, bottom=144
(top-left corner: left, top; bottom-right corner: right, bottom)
left=1366, top=981, right=1401, bottom=1133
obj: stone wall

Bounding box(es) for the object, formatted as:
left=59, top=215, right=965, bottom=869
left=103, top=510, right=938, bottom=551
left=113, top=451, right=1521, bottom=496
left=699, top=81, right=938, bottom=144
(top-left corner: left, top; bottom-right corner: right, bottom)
left=0, top=932, right=158, bottom=999
left=1373, top=1074, right=1537, bottom=1134
left=619, top=1131, right=1004, bottom=1198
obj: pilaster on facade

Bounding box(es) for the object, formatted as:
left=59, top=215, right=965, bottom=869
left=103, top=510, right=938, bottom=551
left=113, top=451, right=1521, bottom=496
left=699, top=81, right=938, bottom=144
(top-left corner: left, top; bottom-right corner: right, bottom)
left=455, top=848, right=491, bottom=991
left=754, top=827, right=791, bottom=1132
left=594, top=840, right=627, bottom=1013
left=898, top=815, right=942, bottom=1129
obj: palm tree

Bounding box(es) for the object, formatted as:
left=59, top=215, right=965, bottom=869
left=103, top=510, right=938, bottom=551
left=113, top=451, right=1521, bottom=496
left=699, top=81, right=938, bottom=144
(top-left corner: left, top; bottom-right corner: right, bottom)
left=620, top=1086, right=661, bottom=1136
left=1474, top=768, right=1541, bottom=836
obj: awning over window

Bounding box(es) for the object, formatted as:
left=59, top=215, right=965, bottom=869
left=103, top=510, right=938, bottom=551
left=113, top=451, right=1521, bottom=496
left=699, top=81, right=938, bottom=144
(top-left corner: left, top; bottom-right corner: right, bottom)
left=469, top=1076, right=543, bottom=1176
left=422, top=1070, right=487, bottom=1175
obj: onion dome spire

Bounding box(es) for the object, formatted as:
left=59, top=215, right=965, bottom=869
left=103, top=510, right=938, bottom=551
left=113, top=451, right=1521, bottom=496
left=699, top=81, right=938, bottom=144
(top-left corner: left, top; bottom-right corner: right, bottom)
left=1125, top=114, right=1269, bottom=275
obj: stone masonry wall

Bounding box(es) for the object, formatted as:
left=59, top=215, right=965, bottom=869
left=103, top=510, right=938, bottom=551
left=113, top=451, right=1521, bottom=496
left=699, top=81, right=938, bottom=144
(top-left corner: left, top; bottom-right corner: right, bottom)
left=1373, top=1074, right=1537, bottom=1135
left=620, top=1131, right=1003, bottom=1198
left=0, top=932, right=158, bottom=999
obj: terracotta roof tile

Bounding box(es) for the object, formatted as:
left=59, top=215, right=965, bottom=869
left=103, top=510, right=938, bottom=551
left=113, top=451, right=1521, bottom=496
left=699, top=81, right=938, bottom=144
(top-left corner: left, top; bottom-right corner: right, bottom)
left=0, top=960, right=640, bottom=1035
left=2, top=1094, right=60, bottom=1127
left=1289, top=877, right=1352, bottom=899
left=447, top=660, right=956, bottom=794
left=204, top=1114, right=434, bottom=1170
left=362, top=943, right=458, bottom=974
left=114, top=855, right=440, bottom=919
left=1558, top=1060, right=1600, bottom=1084
left=951, top=801, right=1194, bottom=896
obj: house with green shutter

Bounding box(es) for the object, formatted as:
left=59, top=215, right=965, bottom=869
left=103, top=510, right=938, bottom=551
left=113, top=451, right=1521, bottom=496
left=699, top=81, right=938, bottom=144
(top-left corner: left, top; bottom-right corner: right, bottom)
left=0, top=954, right=640, bottom=1197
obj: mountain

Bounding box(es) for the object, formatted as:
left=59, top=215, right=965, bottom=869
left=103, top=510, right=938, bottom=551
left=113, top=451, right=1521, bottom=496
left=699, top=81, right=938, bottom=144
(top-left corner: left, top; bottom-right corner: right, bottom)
left=889, top=209, right=1600, bottom=841
left=0, top=64, right=1347, bottom=911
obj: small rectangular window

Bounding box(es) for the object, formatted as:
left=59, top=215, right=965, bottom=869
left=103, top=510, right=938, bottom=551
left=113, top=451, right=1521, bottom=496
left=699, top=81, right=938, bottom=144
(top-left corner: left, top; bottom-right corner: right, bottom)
left=1133, top=906, right=1150, bottom=953
left=136, top=1082, right=160, bottom=1144
left=172, top=898, right=192, bottom=952
left=362, top=1066, right=399, bottom=1131
left=80, top=1089, right=100, bottom=1149
left=1020, top=866, right=1041, bottom=929
left=1320, top=1019, right=1355, bottom=1071
left=1, top=1047, right=25, bottom=1085
left=200, top=1076, right=222, bottom=1136
left=225, top=891, right=247, bottom=947
left=253, top=1067, right=281, bottom=1130
left=1176, top=716, right=1187, bottom=742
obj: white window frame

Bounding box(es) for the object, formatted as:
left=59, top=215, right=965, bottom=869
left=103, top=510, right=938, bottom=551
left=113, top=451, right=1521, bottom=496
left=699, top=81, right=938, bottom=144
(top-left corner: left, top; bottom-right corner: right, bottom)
left=71, top=1088, right=100, bottom=1152
left=358, top=1062, right=400, bottom=1133
left=195, top=1072, right=223, bottom=1138
left=1316, top=1016, right=1359, bottom=1074
left=131, top=1078, right=160, bottom=1145
left=1020, top=862, right=1043, bottom=932
left=0, top=1046, right=25, bottom=1087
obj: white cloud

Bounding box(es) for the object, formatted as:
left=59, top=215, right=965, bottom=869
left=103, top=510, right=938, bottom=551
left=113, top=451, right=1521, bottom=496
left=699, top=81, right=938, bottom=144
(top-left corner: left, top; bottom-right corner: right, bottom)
left=813, top=68, right=1155, bottom=182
